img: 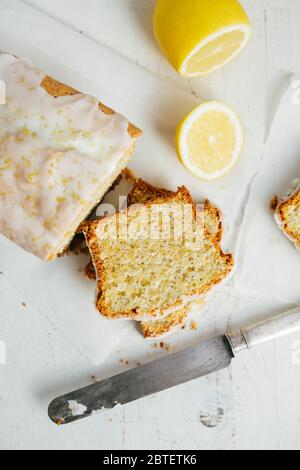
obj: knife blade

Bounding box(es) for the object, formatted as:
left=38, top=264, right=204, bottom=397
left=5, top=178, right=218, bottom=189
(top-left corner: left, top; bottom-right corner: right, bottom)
left=49, top=306, right=300, bottom=425
left=49, top=336, right=233, bottom=425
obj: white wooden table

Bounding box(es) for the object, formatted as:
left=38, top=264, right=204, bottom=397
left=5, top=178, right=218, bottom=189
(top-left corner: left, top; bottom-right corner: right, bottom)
left=1, top=0, right=300, bottom=450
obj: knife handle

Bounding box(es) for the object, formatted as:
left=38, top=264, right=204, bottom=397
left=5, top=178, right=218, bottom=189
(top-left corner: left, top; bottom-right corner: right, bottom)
left=226, top=306, right=300, bottom=356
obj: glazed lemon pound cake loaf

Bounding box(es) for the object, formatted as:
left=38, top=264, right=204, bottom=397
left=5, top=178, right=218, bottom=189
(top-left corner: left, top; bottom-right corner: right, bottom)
left=0, top=53, right=141, bottom=260
left=83, top=184, right=233, bottom=322
left=275, top=184, right=300, bottom=252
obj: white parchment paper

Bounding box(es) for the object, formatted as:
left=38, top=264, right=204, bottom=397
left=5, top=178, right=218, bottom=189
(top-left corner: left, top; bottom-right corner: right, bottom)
left=236, top=75, right=300, bottom=304
left=0, top=0, right=264, bottom=364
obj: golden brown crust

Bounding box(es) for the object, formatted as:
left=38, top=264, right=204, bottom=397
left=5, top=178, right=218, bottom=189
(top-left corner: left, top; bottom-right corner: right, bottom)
left=41, top=76, right=142, bottom=138
left=127, top=179, right=174, bottom=206
left=83, top=186, right=233, bottom=320
left=204, top=199, right=223, bottom=243
left=41, top=76, right=78, bottom=97
left=276, top=189, right=300, bottom=247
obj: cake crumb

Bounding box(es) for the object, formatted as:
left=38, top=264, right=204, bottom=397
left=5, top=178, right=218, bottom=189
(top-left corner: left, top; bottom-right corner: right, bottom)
left=270, top=195, right=278, bottom=211
left=119, top=359, right=129, bottom=366
left=55, top=418, right=65, bottom=426
left=91, top=375, right=101, bottom=383
left=190, top=320, right=198, bottom=331
left=153, top=342, right=171, bottom=352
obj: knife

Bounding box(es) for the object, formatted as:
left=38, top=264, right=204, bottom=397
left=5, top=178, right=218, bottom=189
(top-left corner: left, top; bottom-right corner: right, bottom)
left=48, top=307, right=300, bottom=425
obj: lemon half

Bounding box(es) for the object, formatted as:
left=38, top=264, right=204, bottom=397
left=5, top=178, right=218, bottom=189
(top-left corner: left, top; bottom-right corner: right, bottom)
left=176, top=102, right=244, bottom=180
left=153, top=0, right=251, bottom=77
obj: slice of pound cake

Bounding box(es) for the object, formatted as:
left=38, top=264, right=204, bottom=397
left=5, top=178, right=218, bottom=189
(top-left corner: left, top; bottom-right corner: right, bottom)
left=0, top=53, right=141, bottom=260
left=83, top=183, right=233, bottom=321
left=274, top=183, right=300, bottom=252
left=127, top=179, right=224, bottom=337
left=83, top=177, right=224, bottom=336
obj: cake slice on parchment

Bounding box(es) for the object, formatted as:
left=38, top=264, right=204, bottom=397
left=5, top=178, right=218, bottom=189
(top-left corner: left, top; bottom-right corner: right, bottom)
left=83, top=177, right=225, bottom=336
left=274, top=183, right=300, bottom=252
left=127, top=179, right=224, bottom=337
left=82, top=181, right=233, bottom=323
left=0, top=53, right=141, bottom=260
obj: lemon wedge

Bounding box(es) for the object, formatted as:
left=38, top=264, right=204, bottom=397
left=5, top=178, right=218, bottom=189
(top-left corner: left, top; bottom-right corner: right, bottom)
left=176, top=102, right=244, bottom=180
left=153, top=0, right=251, bottom=77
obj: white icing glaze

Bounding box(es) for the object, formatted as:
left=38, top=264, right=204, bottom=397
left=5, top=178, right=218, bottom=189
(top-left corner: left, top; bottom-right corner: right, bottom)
left=0, top=53, right=134, bottom=260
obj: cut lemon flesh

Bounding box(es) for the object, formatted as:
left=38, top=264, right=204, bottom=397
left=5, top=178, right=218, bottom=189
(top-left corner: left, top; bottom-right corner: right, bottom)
left=176, top=102, right=244, bottom=180
left=182, top=27, right=250, bottom=77
left=153, top=0, right=251, bottom=77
